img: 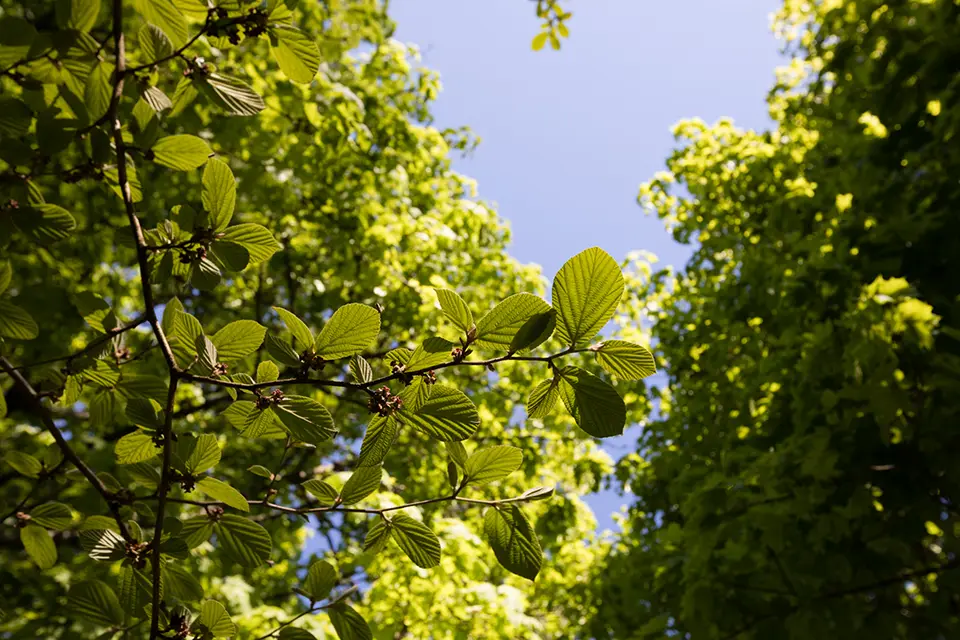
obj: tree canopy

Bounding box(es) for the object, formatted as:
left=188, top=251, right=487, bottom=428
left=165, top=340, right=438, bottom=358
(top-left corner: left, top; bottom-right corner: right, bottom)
left=587, top=0, right=960, bottom=638
left=0, top=1, right=645, bottom=639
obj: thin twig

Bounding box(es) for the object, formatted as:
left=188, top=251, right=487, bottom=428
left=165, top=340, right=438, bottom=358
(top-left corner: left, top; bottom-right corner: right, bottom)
left=9, top=313, right=148, bottom=372
left=0, top=357, right=132, bottom=540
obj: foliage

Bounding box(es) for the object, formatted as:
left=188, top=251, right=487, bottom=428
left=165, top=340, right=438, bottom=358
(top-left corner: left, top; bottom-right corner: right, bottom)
left=587, top=0, right=960, bottom=638
left=0, top=1, right=650, bottom=638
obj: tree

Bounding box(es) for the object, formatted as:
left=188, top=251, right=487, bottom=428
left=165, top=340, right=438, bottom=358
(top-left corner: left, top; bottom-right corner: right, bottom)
left=0, top=1, right=650, bottom=638
left=587, top=0, right=960, bottom=638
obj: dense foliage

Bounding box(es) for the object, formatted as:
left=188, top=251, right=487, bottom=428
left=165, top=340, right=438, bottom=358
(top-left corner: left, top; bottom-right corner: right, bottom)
left=0, top=1, right=649, bottom=638
left=589, top=0, right=960, bottom=638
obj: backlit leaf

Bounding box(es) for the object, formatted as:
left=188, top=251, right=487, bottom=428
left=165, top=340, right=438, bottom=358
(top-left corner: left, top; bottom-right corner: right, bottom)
left=552, top=247, right=624, bottom=347
left=314, top=303, right=380, bottom=360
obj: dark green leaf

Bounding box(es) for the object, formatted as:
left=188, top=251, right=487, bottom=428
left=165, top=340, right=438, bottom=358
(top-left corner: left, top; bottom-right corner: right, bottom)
left=215, top=514, right=272, bottom=566
left=339, top=466, right=382, bottom=505
left=363, top=518, right=391, bottom=555
left=328, top=604, right=373, bottom=640
left=12, top=204, right=77, bottom=245
left=390, top=514, right=441, bottom=569
left=303, top=560, right=338, bottom=601
left=221, top=224, right=280, bottom=265
left=557, top=366, right=626, bottom=438
left=274, top=395, right=337, bottom=444
left=162, top=562, right=204, bottom=601
left=80, top=528, right=125, bottom=561
left=68, top=580, right=125, bottom=627
left=483, top=505, right=542, bottom=580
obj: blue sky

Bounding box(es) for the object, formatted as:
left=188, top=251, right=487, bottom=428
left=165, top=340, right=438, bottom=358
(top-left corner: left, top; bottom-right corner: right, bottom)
left=389, top=1, right=785, bottom=529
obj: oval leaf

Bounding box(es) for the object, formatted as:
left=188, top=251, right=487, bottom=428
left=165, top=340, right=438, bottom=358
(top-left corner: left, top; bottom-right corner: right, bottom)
left=196, top=476, right=249, bottom=512
left=314, top=303, right=381, bottom=360
left=552, top=247, right=624, bottom=347
left=390, top=513, right=441, bottom=569
left=464, top=445, right=523, bottom=485
left=215, top=514, right=272, bottom=566
left=397, top=384, right=480, bottom=442
left=594, top=339, right=657, bottom=380
left=151, top=134, right=211, bottom=171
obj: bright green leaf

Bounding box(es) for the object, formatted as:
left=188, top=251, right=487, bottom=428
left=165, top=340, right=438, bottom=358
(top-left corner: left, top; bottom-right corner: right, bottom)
left=339, top=466, right=382, bottom=505
left=314, top=303, right=381, bottom=360
left=202, top=157, right=236, bottom=231
left=21, top=524, right=56, bottom=569
left=464, top=445, right=523, bottom=485
left=397, top=384, right=480, bottom=442
left=151, top=134, right=211, bottom=171
left=196, top=476, right=249, bottom=512
left=269, top=25, right=320, bottom=84
left=215, top=514, right=272, bottom=566
left=484, top=505, right=542, bottom=580
left=211, top=320, right=266, bottom=362
left=594, top=339, right=657, bottom=380
left=390, top=513, right=441, bottom=569
left=552, top=247, right=624, bottom=347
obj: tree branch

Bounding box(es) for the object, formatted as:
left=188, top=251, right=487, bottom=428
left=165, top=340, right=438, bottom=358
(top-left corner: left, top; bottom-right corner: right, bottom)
left=10, top=312, right=148, bottom=372
left=0, top=357, right=132, bottom=541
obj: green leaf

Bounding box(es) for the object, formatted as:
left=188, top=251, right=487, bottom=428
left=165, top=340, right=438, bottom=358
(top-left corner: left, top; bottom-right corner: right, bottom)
left=397, top=384, right=480, bottom=442
left=265, top=334, right=301, bottom=367
left=314, top=303, right=381, bottom=359
left=133, top=0, right=188, bottom=47
left=210, top=240, right=250, bottom=272
left=302, top=479, right=339, bottom=506
left=162, top=562, right=204, bottom=601
left=12, top=204, right=77, bottom=245
left=79, top=515, right=121, bottom=532
left=434, top=288, right=474, bottom=334
left=445, top=441, right=468, bottom=469
left=151, top=134, right=211, bottom=171
left=406, top=337, right=454, bottom=371
left=73, top=291, right=117, bottom=333
left=202, top=72, right=266, bottom=116
left=398, top=376, right=432, bottom=413
left=118, top=562, right=154, bottom=614
left=180, top=517, right=215, bottom=548
left=248, top=464, right=274, bottom=479
left=484, top=505, right=542, bottom=580
left=194, top=334, right=219, bottom=376
left=125, top=397, right=164, bottom=428
left=509, top=308, right=556, bottom=353
left=363, top=518, right=392, bottom=555
left=269, top=25, right=320, bottom=84
left=80, top=528, right=126, bottom=561
left=84, top=61, right=113, bottom=123
left=464, top=445, right=523, bottom=485
left=0, top=97, right=32, bottom=137
left=192, top=257, right=222, bottom=291
left=329, top=604, right=373, bottom=640
left=141, top=85, right=172, bottom=112
left=4, top=451, right=42, bottom=477
left=552, top=247, right=624, bottom=347
left=196, top=476, right=249, bottom=512
left=274, top=395, right=337, bottom=444
left=116, top=430, right=160, bottom=464
left=185, top=433, right=221, bottom=473
left=62, top=0, right=101, bottom=30
left=532, top=32, right=548, bottom=51
left=557, top=366, right=626, bottom=438
left=349, top=355, right=373, bottom=384
left=257, top=360, right=279, bottom=383
left=474, top=293, right=553, bottom=351
left=138, top=22, right=172, bottom=64
left=0, top=261, right=12, bottom=295
left=215, top=514, right=272, bottom=566
left=339, top=466, right=382, bottom=505
left=0, top=300, right=38, bottom=340
left=526, top=378, right=559, bottom=419
left=594, top=339, right=657, bottom=380
left=211, top=320, right=266, bottom=362
left=30, top=502, right=73, bottom=529
left=198, top=600, right=237, bottom=638
left=68, top=580, right=125, bottom=627
left=279, top=628, right=317, bottom=640
left=221, top=224, right=280, bottom=265
left=273, top=307, right=314, bottom=351
left=357, top=415, right=399, bottom=467
left=202, top=157, right=236, bottom=231
left=240, top=404, right=285, bottom=439
left=303, top=560, right=338, bottom=601
left=21, top=524, right=56, bottom=569
left=390, top=514, right=441, bottom=569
